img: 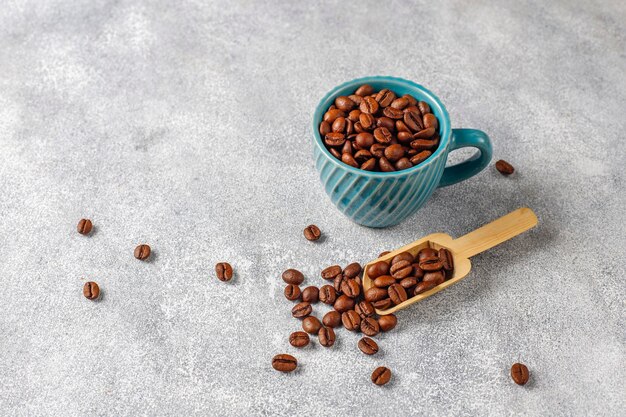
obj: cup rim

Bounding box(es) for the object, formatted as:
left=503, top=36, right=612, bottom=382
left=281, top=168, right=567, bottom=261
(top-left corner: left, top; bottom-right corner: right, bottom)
left=312, top=76, right=451, bottom=178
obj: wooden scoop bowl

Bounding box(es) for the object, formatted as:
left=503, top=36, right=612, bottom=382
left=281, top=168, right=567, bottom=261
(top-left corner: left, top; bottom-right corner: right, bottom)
left=362, top=207, right=538, bottom=315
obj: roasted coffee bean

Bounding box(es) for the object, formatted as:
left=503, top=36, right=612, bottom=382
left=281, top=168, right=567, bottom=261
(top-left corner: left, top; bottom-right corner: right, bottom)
left=342, top=310, right=361, bottom=331
left=378, top=251, right=391, bottom=258
left=496, top=159, right=515, bottom=175
left=364, top=287, right=388, bottom=302
left=341, top=279, right=361, bottom=298
left=348, top=109, right=361, bottom=122
left=370, top=143, right=386, bottom=158
left=358, top=337, right=379, bottom=355
left=283, top=268, right=304, bottom=285
left=418, top=101, right=431, bottom=115
left=215, top=262, right=233, bottom=281
left=404, top=110, right=423, bottom=131
left=378, top=314, right=398, bottom=332
left=439, top=248, right=454, bottom=274
left=399, top=277, right=417, bottom=289
left=410, top=150, right=432, bottom=165
left=355, top=84, right=374, bottom=96
left=319, top=121, right=331, bottom=136
left=404, top=105, right=420, bottom=114
left=323, top=109, right=346, bottom=123
left=302, top=316, right=323, bottom=334
left=360, top=317, right=380, bottom=337
left=361, top=158, right=377, bottom=171
left=372, top=298, right=392, bottom=310
left=354, top=121, right=365, bottom=133
left=323, top=310, right=341, bottom=328
left=413, top=127, right=436, bottom=139
left=410, top=138, right=438, bottom=151
left=289, top=331, right=310, bottom=348
left=384, top=144, right=405, bottom=162
left=511, top=363, right=530, bottom=385
left=371, top=366, right=391, bottom=385
left=321, top=265, right=342, bottom=280
left=334, top=294, right=355, bottom=312
left=396, top=120, right=412, bottom=132
left=304, top=225, right=321, bottom=241
left=390, top=97, right=409, bottom=110
left=83, top=281, right=100, bottom=300
left=359, top=113, right=376, bottom=130
left=360, top=96, right=379, bottom=114
left=414, top=280, right=437, bottom=295
left=422, top=270, right=445, bottom=285
left=335, top=96, right=355, bottom=111
left=367, top=261, right=390, bottom=279
left=388, top=284, right=407, bottom=305
left=302, top=286, right=319, bottom=303
left=134, top=244, right=151, bottom=260
left=403, top=94, right=418, bottom=106
left=355, top=300, right=375, bottom=318
left=354, top=150, right=373, bottom=163
left=412, top=263, right=425, bottom=279
left=348, top=95, right=363, bottom=106
left=272, top=354, right=297, bottom=372
left=420, top=259, right=442, bottom=272
left=383, top=106, right=404, bottom=119
left=373, top=275, right=396, bottom=288
left=341, top=153, right=359, bottom=168
left=379, top=157, right=395, bottom=172
left=394, top=158, right=413, bottom=170
left=77, top=219, right=93, bottom=235
left=292, top=302, right=312, bottom=319
left=390, top=260, right=413, bottom=279
left=376, top=116, right=396, bottom=131
left=397, top=131, right=413, bottom=143
left=341, top=141, right=353, bottom=156
left=333, top=273, right=348, bottom=293
left=375, top=89, right=396, bottom=107
left=355, top=132, right=375, bottom=149
left=373, top=127, right=392, bottom=144
left=423, top=113, right=438, bottom=130
left=284, top=284, right=302, bottom=301
left=318, top=327, right=336, bottom=347
left=324, top=132, right=346, bottom=147
left=319, top=285, right=337, bottom=305
left=418, top=248, right=438, bottom=262
left=344, top=262, right=362, bottom=278
left=391, top=252, right=413, bottom=264
left=330, top=148, right=341, bottom=159
left=332, top=117, right=346, bottom=133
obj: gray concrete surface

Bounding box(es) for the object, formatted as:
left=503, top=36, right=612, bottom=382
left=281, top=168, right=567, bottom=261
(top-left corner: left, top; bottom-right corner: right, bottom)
left=0, top=0, right=624, bottom=416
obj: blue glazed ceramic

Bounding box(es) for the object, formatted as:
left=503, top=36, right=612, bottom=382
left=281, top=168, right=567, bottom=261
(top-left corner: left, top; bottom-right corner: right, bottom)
left=313, top=76, right=492, bottom=228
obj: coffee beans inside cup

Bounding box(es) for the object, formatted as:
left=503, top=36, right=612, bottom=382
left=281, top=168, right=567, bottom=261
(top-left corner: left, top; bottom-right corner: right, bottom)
left=319, top=84, right=441, bottom=172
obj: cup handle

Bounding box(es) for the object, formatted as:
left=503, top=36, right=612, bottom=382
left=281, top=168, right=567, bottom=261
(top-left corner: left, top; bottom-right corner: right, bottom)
left=437, top=128, right=493, bottom=187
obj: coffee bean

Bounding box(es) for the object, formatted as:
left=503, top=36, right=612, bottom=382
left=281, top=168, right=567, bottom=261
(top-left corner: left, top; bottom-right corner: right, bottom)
left=414, top=281, right=437, bottom=295
left=341, top=279, right=361, bottom=298
left=410, top=150, right=432, bottom=165
left=354, top=150, right=372, bottom=164
left=419, top=257, right=443, bottom=271
left=342, top=310, right=361, bottom=331
left=511, top=363, right=530, bottom=385
left=360, top=317, right=380, bottom=337
left=439, top=248, right=454, bottom=277
left=404, top=110, right=423, bottom=131
left=289, top=331, right=310, bottom=348
left=397, top=131, right=413, bottom=143
left=348, top=95, right=363, bottom=106
left=77, top=219, right=93, bottom=235
left=359, top=113, right=376, bottom=130
left=355, top=132, right=375, bottom=149
left=410, top=138, right=438, bottom=151
left=332, top=117, right=346, bottom=134
left=324, top=132, right=346, bottom=147
left=373, top=127, right=392, bottom=144
left=302, top=316, right=322, bottom=334
left=422, top=270, right=445, bottom=285
left=134, top=244, right=151, bottom=260
left=373, top=275, right=395, bottom=288
left=323, top=109, right=346, bottom=123
left=358, top=337, right=379, bottom=355
left=375, top=89, right=396, bottom=107
left=335, top=96, right=355, bottom=111
left=376, top=116, right=395, bottom=131
left=378, top=157, right=394, bottom=172
left=360, top=97, right=379, bottom=114
left=355, top=84, right=374, bottom=96
left=282, top=269, right=304, bottom=285
left=418, top=101, right=431, bottom=114
left=333, top=273, right=348, bottom=293
left=496, top=159, right=515, bottom=175
left=378, top=314, right=398, bottom=332
left=215, top=262, right=233, bottom=281
left=378, top=251, right=391, bottom=258
left=341, top=140, right=353, bottom=155
left=412, top=263, right=425, bottom=279
left=394, top=156, right=412, bottom=170
left=399, top=277, right=417, bottom=289
left=396, top=120, right=412, bottom=132
left=341, top=153, right=359, bottom=168
left=302, top=286, right=319, bottom=303
left=321, top=265, right=342, bottom=280
left=413, top=127, right=436, bottom=139
left=355, top=300, right=375, bottom=318
left=330, top=148, right=341, bottom=159
left=83, top=281, right=99, bottom=300
left=348, top=109, right=361, bottom=122
left=390, top=97, right=409, bottom=110
left=418, top=247, right=438, bottom=262
left=388, top=284, right=407, bottom=305
left=304, top=224, right=321, bottom=241
left=354, top=121, right=365, bottom=133
left=372, top=298, right=392, bottom=310
left=319, top=121, right=331, bottom=136
left=423, top=113, right=438, bottom=130
left=284, top=284, right=301, bottom=301
left=318, top=327, right=336, bottom=347
left=384, top=144, right=405, bottom=162
left=334, top=294, right=355, bottom=313
left=371, top=366, right=392, bottom=385
left=292, top=302, right=312, bottom=319
left=344, top=262, right=362, bottom=278
left=364, top=287, right=388, bottom=302
left=272, top=354, right=297, bottom=372
left=370, top=143, right=386, bottom=158
left=390, top=260, right=413, bottom=279
left=383, top=106, right=404, bottom=119
left=392, top=254, right=413, bottom=268
left=322, top=310, right=341, bottom=328
left=403, top=94, right=418, bottom=106
left=319, top=285, right=337, bottom=305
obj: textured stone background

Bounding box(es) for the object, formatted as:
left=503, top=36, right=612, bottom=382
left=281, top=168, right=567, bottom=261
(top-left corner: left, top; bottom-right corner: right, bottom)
left=0, top=0, right=624, bottom=416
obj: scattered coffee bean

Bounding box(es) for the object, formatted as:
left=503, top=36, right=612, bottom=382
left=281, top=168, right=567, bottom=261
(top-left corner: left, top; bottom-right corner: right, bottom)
left=322, top=311, right=341, bottom=328
left=282, top=269, right=305, bottom=285
left=343, top=262, right=362, bottom=278
left=302, top=286, right=319, bottom=303
left=77, top=218, right=93, bottom=235
left=83, top=281, right=100, bottom=300
left=292, top=302, right=312, bottom=319
left=334, top=294, right=355, bottom=313
left=302, top=316, right=323, bottom=334
left=289, top=331, right=310, bottom=348
left=341, top=278, right=361, bottom=298
left=284, top=284, right=302, bottom=301
left=321, top=265, right=342, bottom=280
left=134, top=244, right=151, bottom=260
left=360, top=317, right=380, bottom=337
left=318, top=327, right=336, bottom=347
left=304, top=224, right=321, bottom=241
left=378, top=314, right=398, bottom=332
left=511, top=363, right=530, bottom=385
left=319, top=285, right=337, bottom=304
left=215, top=262, right=233, bottom=282
left=496, top=159, right=515, bottom=176
left=333, top=273, right=348, bottom=293
left=272, top=354, right=297, bottom=372
left=358, top=337, right=379, bottom=355
left=342, top=310, right=361, bottom=331
left=371, top=366, right=392, bottom=385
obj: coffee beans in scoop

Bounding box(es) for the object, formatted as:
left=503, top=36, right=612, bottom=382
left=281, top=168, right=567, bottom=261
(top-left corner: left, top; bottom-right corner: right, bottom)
left=320, top=84, right=441, bottom=171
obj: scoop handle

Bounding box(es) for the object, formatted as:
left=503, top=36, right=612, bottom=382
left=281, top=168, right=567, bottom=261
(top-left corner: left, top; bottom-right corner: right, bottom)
left=448, top=207, right=538, bottom=259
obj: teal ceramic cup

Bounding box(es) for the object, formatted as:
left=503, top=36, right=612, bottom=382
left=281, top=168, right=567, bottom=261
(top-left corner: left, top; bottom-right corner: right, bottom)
left=312, top=76, right=492, bottom=228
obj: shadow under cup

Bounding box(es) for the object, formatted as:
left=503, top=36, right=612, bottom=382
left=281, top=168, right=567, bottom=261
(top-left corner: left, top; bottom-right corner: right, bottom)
left=312, top=76, right=492, bottom=228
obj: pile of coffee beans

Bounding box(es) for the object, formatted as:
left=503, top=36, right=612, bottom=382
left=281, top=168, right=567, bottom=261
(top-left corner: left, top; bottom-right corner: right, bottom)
left=273, top=261, right=397, bottom=385
left=365, top=247, right=454, bottom=310
left=319, top=84, right=440, bottom=172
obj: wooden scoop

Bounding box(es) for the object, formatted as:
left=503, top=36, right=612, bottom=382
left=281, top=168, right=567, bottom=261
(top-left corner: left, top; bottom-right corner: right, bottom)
left=362, top=207, right=538, bottom=315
